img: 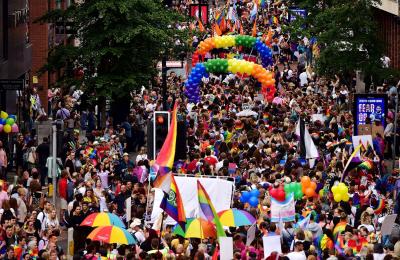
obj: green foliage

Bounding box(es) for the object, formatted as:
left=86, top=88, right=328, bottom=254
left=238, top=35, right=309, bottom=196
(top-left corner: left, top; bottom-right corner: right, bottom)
left=38, top=0, right=190, bottom=98
left=286, top=0, right=383, bottom=78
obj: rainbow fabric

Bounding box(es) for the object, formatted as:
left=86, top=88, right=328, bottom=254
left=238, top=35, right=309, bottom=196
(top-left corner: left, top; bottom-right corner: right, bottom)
left=155, top=102, right=178, bottom=169
left=333, top=221, right=347, bottom=238
left=259, top=0, right=266, bottom=8
left=160, top=174, right=186, bottom=228
left=358, top=160, right=373, bottom=171
left=197, top=180, right=226, bottom=238
left=341, top=144, right=363, bottom=182
left=373, top=198, right=385, bottom=214
left=153, top=103, right=178, bottom=193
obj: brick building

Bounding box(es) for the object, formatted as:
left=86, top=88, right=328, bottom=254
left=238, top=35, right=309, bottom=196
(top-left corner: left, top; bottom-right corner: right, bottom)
left=374, top=0, right=400, bottom=69
left=0, top=0, right=32, bottom=114
left=29, top=0, right=72, bottom=114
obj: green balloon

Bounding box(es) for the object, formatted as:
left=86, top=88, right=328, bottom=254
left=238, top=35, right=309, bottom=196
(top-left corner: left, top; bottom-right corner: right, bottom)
left=6, top=118, right=14, bottom=125
left=284, top=184, right=290, bottom=193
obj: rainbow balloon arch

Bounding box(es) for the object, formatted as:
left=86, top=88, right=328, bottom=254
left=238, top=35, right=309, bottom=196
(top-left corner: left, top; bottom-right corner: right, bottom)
left=185, top=58, right=276, bottom=103
left=192, top=35, right=274, bottom=68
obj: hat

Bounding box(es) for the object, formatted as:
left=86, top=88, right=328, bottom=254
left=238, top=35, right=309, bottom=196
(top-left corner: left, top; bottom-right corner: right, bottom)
left=93, top=141, right=99, bottom=146
left=131, top=218, right=141, bottom=228
left=123, top=153, right=129, bottom=157
left=365, top=207, right=375, bottom=215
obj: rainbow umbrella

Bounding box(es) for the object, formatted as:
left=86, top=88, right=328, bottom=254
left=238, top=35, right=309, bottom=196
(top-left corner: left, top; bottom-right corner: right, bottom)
left=173, top=218, right=216, bottom=239
left=217, top=209, right=256, bottom=227
left=80, top=212, right=125, bottom=228
left=87, top=226, right=136, bottom=245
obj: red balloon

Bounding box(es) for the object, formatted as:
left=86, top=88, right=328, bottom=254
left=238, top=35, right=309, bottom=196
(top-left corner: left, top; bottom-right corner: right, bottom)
left=276, top=189, right=286, bottom=202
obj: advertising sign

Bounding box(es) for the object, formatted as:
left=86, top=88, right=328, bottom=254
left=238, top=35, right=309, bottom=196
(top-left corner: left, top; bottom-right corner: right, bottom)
left=354, top=94, right=387, bottom=135
left=289, top=8, right=307, bottom=22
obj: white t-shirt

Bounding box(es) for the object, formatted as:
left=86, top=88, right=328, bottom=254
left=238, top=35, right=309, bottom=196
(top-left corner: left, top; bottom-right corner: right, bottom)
left=287, top=251, right=307, bottom=260
left=299, top=72, right=308, bottom=87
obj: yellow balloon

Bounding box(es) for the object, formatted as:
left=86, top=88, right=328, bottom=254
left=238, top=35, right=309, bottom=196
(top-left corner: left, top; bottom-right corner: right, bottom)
left=342, top=193, right=349, bottom=202
left=3, top=124, right=11, bottom=133
left=331, top=185, right=338, bottom=193
left=333, top=194, right=342, bottom=202
left=0, top=111, right=8, bottom=119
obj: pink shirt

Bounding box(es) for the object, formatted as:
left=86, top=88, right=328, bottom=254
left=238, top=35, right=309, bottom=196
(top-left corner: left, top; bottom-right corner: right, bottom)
left=0, top=190, right=9, bottom=208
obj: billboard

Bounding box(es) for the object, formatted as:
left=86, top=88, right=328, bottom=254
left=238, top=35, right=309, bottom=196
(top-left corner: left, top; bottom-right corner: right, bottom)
left=289, top=8, right=307, bottom=22
left=354, top=94, right=388, bottom=134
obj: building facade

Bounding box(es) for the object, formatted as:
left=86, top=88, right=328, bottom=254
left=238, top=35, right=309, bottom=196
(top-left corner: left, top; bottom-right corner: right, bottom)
left=374, top=0, right=400, bottom=69
left=30, top=0, right=72, bottom=115
left=0, top=0, right=32, bottom=114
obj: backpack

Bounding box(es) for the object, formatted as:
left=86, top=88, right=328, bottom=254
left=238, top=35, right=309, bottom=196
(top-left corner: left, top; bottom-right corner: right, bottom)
left=67, top=180, right=75, bottom=202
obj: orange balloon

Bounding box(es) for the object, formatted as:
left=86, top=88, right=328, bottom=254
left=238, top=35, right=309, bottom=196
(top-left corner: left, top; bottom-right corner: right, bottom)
left=304, top=187, right=315, bottom=198
left=301, top=176, right=311, bottom=187
left=309, top=181, right=317, bottom=191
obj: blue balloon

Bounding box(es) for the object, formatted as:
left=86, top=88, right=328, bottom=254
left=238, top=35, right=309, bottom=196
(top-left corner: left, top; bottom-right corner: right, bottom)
left=0, top=118, right=5, bottom=125
left=248, top=196, right=259, bottom=207
left=241, top=191, right=250, bottom=202
left=250, top=189, right=260, bottom=197
left=240, top=196, right=247, bottom=203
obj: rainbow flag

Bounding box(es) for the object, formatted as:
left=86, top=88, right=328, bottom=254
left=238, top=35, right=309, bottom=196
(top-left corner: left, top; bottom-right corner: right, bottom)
left=333, top=221, right=347, bottom=238
left=153, top=103, right=178, bottom=193
left=259, top=0, right=266, bottom=8
left=341, top=144, right=363, bottom=182
left=334, top=235, right=345, bottom=255
left=160, top=174, right=186, bottom=228
left=358, top=160, right=373, bottom=171
left=197, top=180, right=226, bottom=238
left=373, top=198, right=385, bottom=214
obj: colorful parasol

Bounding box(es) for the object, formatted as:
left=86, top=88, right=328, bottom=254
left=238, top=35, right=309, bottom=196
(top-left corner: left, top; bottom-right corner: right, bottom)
left=173, top=218, right=216, bottom=239
left=217, top=208, right=256, bottom=227
left=87, top=226, right=136, bottom=245
left=80, top=212, right=125, bottom=228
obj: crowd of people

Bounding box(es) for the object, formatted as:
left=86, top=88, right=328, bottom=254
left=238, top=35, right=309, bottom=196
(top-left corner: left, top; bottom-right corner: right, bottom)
left=0, top=0, right=399, bottom=260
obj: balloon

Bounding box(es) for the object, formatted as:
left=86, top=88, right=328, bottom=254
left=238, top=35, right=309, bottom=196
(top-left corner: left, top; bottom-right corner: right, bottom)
left=301, top=176, right=311, bottom=187
left=294, top=190, right=303, bottom=200
left=0, top=118, right=5, bottom=125
left=250, top=189, right=260, bottom=198
left=248, top=196, right=259, bottom=207
left=276, top=189, right=286, bottom=202
left=334, top=194, right=342, bottom=202
left=304, top=187, right=315, bottom=198
left=0, top=111, right=8, bottom=119
left=240, top=196, right=248, bottom=203
left=8, top=115, right=16, bottom=121
left=6, top=118, right=14, bottom=126
left=0, top=124, right=3, bottom=132
left=3, top=124, right=11, bottom=133
left=331, top=185, right=339, bottom=194
left=342, top=193, right=350, bottom=202
left=241, top=191, right=250, bottom=202
left=309, top=181, right=317, bottom=191
left=11, top=124, right=19, bottom=133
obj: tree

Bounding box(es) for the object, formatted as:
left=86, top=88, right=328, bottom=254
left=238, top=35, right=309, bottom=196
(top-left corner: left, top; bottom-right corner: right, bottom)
left=38, top=0, right=191, bottom=99
left=286, top=0, right=384, bottom=81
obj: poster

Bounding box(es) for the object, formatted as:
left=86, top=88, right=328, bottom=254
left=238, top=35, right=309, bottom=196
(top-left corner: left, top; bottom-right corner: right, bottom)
left=263, top=236, right=282, bottom=258
left=246, top=222, right=257, bottom=246
left=381, top=214, right=397, bottom=236
left=219, top=237, right=234, bottom=260
left=354, top=94, right=387, bottom=134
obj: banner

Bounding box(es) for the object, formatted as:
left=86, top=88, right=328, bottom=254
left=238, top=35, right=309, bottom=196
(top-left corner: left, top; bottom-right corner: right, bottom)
left=151, top=176, right=234, bottom=224
left=270, top=193, right=295, bottom=222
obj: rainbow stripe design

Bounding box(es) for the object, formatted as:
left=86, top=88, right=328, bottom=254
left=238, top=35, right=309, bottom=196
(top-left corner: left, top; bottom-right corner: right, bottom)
left=87, top=226, right=135, bottom=245
left=196, top=35, right=273, bottom=68
left=358, top=160, right=373, bottom=171
left=333, top=221, right=347, bottom=238
left=197, top=180, right=226, bottom=238
left=160, top=174, right=186, bottom=228
left=155, top=102, right=178, bottom=169
left=80, top=212, right=125, bottom=228
left=186, top=58, right=276, bottom=103
left=373, top=198, right=385, bottom=214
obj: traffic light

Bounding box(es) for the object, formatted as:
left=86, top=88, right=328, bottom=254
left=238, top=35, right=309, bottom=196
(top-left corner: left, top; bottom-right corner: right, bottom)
left=155, top=113, right=169, bottom=153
